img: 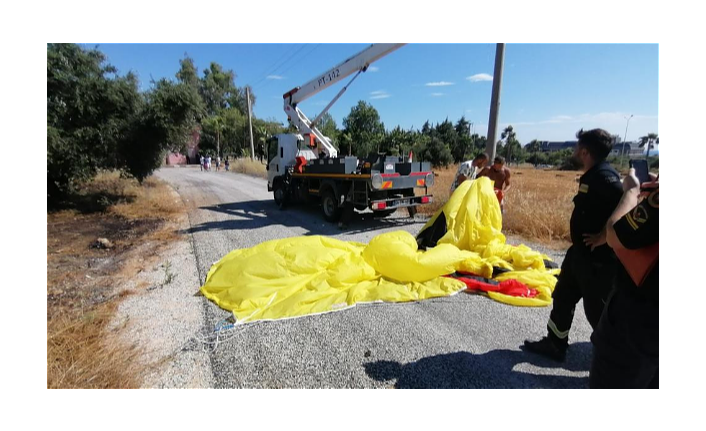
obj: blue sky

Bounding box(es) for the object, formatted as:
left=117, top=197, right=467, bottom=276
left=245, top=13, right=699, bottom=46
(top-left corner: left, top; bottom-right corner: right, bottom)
left=89, top=43, right=658, bottom=144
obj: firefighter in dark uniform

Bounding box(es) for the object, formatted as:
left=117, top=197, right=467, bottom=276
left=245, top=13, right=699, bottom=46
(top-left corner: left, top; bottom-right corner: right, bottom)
left=590, top=169, right=659, bottom=388
left=524, top=128, right=623, bottom=362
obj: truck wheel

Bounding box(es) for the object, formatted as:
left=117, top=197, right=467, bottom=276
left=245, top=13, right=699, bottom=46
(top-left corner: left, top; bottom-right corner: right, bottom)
left=321, top=189, right=342, bottom=222
left=273, top=181, right=287, bottom=210
left=407, top=206, right=418, bottom=218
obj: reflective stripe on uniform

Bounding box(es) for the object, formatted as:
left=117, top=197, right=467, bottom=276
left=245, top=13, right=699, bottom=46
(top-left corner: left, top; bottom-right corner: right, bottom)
left=548, top=318, right=570, bottom=339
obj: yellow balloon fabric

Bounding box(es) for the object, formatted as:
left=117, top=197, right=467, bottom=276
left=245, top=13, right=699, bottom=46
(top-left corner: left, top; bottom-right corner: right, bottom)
left=201, top=177, right=559, bottom=323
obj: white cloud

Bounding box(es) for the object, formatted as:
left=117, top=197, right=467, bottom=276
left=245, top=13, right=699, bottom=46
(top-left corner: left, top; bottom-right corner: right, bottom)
left=430, top=93, right=445, bottom=97
left=267, top=75, right=284, bottom=80
left=425, top=81, right=455, bottom=87
left=466, top=73, right=493, bottom=82
left=370, top=90, right=391, bottom=99
left=368, top=66, right=379, bottom=72
left=313, top=100, right=330, bottom=106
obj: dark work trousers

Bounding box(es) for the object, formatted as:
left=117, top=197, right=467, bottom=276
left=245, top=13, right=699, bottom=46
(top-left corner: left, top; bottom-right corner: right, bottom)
left=547, top=245, right=616, bottom=347
left=590, top=288, right=659, bottom=388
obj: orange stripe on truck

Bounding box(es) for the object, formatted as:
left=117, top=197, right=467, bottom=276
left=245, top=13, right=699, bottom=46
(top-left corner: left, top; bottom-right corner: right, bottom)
left=382, top=181, right=393, bottom=189
left=416, top=179, right=425, bottom=186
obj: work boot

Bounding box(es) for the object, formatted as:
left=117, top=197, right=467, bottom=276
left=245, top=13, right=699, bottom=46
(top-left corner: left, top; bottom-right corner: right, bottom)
left=523, top=336, right=567, bottom=362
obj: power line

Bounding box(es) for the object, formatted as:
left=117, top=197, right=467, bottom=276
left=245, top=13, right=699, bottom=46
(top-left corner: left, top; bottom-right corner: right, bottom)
left=249, top=44, right=296, bottom=84
left=255, top=44, right=322, bottom=93
left=253, top=43, right=309, bottom=87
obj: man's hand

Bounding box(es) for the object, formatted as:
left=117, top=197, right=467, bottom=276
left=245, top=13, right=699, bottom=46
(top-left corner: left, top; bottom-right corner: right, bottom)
left=623, top=168, right=641, bottom=192
left=583, top=230, right=607, bottom=251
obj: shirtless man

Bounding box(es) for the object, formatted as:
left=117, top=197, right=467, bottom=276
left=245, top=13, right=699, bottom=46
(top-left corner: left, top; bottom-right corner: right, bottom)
left=478, top=156, right=511, bottom=211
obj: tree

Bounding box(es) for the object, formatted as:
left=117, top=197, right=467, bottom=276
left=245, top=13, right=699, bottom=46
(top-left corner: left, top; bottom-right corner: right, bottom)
left=434, top=118, right=458, bottom=161
left=260, top=118, right=286, bottom=138
left=224, top=107, right=248, bottom=156
left=202, top=108, right=247, bottom=157
left=554, top=148, right=578, bottom=170
left=202, top=115, right=226, bottom=157
left=341, top=101, right=385, bottom=156
left=411, top=134, right=431, bottom=163
left=426, top=137, right=453, bottom=167
left=253, top=123, right=268, bottom=161
left=435, top=118, right=456, bottom=141
left=527, top=150, right=549, bottom=166
left=454, top=116, right=471, bottom=137
left=501, top=125, right=522, bottom=163
left=48, top=43, right=143, bottom=200
left=472, top=134, right=488, bottom=153
left=339, top=131, right=353, bottom=157
left=180, top=59, right=255, bottom=156
left=47, top=44, right=207, bottom=204
left=176, top=54, right=200, bottom=89
left=382, top=126, right=418, bottom=156
left=314, top=112, right=339, bottom=147
left=421, top=120, right=432, bottom=136
left=120, top=79, right=204, bottom=181
left=639, top=133, right=659, bottom=161
left=526, top=139, right=542, bottom=154
left=200, top=62, right=244, bottom=116
left=525, top=139, right=542, bottom=166
left=451, top=117, right=474, bottom=163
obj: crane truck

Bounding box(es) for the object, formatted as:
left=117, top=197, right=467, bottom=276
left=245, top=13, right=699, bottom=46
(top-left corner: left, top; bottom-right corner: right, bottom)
left=266, top=43, right=435, bottom=222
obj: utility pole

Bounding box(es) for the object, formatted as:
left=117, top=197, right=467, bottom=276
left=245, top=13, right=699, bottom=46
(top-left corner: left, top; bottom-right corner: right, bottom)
left=486, top=43, right=505, bottom=160
left=621, top=114, right=633, bottom=168
left=246, top=86, right=255, bottom=161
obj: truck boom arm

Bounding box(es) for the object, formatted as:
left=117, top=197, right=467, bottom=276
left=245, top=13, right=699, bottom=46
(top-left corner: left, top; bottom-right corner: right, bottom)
left=283, top=43, right=405, bottom=158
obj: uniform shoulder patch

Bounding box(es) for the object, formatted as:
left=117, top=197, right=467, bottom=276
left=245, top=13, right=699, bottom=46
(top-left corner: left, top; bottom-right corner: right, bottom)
left=632, top=204, right=649, bottom=223
left=647, top=189, right=659, bottom=208
left=579, top=183, right=589, bottom=193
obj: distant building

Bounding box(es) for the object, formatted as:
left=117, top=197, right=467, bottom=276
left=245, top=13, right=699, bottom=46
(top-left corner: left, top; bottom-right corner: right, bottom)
left=539, top=141, right=577, bottom=152
left=611, top=142, right=656, bottom=157
left=164, top=127, right=202, bottom=165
